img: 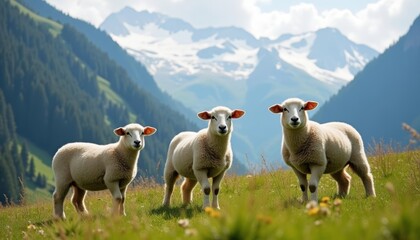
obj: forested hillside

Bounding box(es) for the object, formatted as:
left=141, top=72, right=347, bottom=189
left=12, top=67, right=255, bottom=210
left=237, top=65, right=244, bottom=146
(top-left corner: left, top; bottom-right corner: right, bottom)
left=0, top=0, right=196, bottom=204
left=314, top=15, right=420, bottom=147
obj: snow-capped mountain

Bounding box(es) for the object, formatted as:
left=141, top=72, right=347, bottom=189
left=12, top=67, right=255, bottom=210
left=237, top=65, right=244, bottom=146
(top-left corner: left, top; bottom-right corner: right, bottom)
left=100, top=7, right=377, bottom=112
left=100, top=7, right=378, bottom=165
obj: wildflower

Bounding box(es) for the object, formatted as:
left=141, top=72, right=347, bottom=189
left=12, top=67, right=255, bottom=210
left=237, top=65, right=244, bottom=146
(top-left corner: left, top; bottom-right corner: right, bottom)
left=319, top=202, right=329, bottom=208
left=385, top=182, right=395, bottom=195
left=185, top=228, right=198, bottom=236
left=178, top=219, right=190, bottom=228
left=306, top=200, right=318, bottom=210
left=321, top=196, right=330, bottom=204
left=257, top=214, right=273, bottom=224
left=314, top=220, right=323, bottom=226
left=319, top=206, right=331, bottom=216
left=27, top=224, right=37, bottom=230
left=204, top=207, right=213, bottom=214
left=307, top=207, right=320, bottom=216
left=333, top=198, right=342, bottom=207
left=204, top=207, right=221, bottom=218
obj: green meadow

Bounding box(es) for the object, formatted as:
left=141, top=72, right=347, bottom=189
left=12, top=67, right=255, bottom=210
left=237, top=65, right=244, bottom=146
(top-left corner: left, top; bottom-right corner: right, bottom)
left=1, top=149, right=419, bottom=239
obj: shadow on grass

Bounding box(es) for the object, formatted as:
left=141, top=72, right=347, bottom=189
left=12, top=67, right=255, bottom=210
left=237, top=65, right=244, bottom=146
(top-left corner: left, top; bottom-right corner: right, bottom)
left=150, top=205, right=202, bottom=220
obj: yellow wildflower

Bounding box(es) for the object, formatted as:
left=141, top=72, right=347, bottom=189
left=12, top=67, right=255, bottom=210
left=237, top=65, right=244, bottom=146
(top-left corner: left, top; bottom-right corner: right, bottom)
left=204, top=207, right=213, bottom=214
left=257, top=214, right=273, bottom=224
left=307, top=207, right=320, bottom=216
left=319, top=202, right=329, bottom=208
left=321, top=196, right=330, bottom=204
left=204, top=207, right=221, bottom=218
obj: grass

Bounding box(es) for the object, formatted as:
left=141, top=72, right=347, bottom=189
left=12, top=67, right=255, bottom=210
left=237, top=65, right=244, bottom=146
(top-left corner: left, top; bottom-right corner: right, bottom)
left=10, top=0, right=63, bottom=37
left=97, top=76, right=126, bottom=107
left=1, top=150, right=419, bottom=239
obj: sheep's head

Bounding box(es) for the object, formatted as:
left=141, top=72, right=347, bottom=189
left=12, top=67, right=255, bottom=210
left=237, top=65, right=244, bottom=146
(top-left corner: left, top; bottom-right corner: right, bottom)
left=198, top=106, right=245, bottom=136
left=269, top=98, right=318, bottom=129
left=114, top=123, right=157, bottom=150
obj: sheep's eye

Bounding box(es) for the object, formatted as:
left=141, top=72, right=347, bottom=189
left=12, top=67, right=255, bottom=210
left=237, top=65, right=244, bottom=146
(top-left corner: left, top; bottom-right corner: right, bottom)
left=126, top=132, right=132, bottom=137
left=283, top=108, right=289, bottom=112
left=299, top=107, right=304, bottom=111
left=227, top=116, right=232, bottom=120
left=211, top=116, right=217, bottom=121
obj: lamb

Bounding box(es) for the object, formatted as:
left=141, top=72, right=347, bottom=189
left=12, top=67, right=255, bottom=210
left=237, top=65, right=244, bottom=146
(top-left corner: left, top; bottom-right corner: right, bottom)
left=162, top=106, right=245, bottom=209
left=269, top=98, right=376, bottom=202
left=52, top=123, right=156, bottom=219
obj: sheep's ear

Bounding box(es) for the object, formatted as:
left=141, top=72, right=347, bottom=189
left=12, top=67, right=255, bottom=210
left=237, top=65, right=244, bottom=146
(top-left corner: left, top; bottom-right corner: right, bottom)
left=197, top=111, right=212, bottom=120
left=304, top=101, right=318, bottom=111
left=269, top=104, right=283, bottom=113
left=231, top=109, right=245, bottom=119
left=114, top=127, right=126, bottom=136
left=143, top=126, right=157, bottom=136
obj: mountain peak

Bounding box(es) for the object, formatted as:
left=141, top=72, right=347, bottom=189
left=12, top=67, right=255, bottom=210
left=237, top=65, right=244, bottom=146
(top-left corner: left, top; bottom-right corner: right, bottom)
left=119, top=6, right=138, bottom=15
left=308, top=27, right=377, bottom=73
left=100, top=7, right=194, bottom=35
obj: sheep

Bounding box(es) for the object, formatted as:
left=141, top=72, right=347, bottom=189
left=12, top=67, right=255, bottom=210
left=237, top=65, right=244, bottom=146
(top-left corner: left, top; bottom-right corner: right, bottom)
left=269, top=98, right=376, bottom=202
left=52, top=123, right=157, bottom=219
left=162, top=106, right=245, bottom=209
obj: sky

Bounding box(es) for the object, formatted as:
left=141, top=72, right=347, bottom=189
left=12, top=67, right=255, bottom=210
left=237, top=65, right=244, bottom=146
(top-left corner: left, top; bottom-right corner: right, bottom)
left=44, top=0, right=420, bottom=52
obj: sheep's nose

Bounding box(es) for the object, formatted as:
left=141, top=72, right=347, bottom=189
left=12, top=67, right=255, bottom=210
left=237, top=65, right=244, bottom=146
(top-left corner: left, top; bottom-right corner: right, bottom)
left=291, top=117, right=299, bottom=122
left=134, top=140, right=141, bottom=146
left=219, top=125, right=227, bottom=131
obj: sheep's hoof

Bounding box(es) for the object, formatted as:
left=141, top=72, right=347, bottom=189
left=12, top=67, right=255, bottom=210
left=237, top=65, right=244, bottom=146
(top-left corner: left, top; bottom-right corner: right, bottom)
left=53, top=214, right=66, bottom=221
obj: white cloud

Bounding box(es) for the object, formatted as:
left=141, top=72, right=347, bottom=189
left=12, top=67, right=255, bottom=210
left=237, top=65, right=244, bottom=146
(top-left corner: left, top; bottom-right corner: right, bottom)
left=244, top=0, right=420, bottom=51
left=45, top=0, right=419, bottom=52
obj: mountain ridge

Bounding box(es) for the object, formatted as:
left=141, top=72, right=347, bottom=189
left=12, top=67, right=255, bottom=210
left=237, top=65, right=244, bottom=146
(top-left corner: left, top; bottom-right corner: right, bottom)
left=313, top=15, right=420, bottom=147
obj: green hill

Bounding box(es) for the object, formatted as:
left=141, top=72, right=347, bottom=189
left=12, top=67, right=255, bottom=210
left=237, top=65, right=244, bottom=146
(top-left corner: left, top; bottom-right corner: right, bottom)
left=0, top=149, right=419, bottom=239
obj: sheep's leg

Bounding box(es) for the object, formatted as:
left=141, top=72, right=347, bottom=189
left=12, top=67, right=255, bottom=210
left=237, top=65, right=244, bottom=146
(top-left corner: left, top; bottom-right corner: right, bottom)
left=211, top=171, right=226, bottom=209
left=330, top=169, right=352, bottom=197
left=119, top=186, right=128, bottom=216
left=71, top=186, right=89, bottom=215
left=181, top=178, right=197, bottom=205
left=194, top=169, right=211, bottom=209
left=349, top=159, right=376, bottom=197
left=53, top=183, right=71, bottom=219
left=105, top=181, right=123, bottom=216
left=291, top=167, right=308, bottom=202
left=163, top=170, right=179, bottom=206
left=308, top=165, right=326, bottom=202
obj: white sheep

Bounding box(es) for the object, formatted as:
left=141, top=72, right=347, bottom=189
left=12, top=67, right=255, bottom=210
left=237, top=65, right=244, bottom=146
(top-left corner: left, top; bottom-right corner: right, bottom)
left=162, top=106, right=245, bottom=209
left=269, top=98, right=376, bottom=202
left=52, top=123, right=156, bottom=219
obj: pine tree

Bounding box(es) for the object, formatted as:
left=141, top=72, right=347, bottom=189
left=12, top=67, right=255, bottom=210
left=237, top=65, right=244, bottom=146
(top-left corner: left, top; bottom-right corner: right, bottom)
left=20, top=142, right=29, bottom=172
left=28, top=157, right=35, bottom=180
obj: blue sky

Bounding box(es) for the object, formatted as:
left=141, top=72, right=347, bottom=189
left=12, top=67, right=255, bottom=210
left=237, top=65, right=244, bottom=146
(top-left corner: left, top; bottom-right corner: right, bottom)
left=45, top=0, right=420, bottom=52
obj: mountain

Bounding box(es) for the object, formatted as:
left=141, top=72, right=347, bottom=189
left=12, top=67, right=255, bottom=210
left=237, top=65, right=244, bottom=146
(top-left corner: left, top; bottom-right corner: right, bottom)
left=314, top=15, right=420, bottom=148
left=100, top=7, right=378, bottom=164
left=100, top=7, right=378, bottom=111
left=19, top=0, right=195, bottom=121
left=0, top=0, right=201, bottom=203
